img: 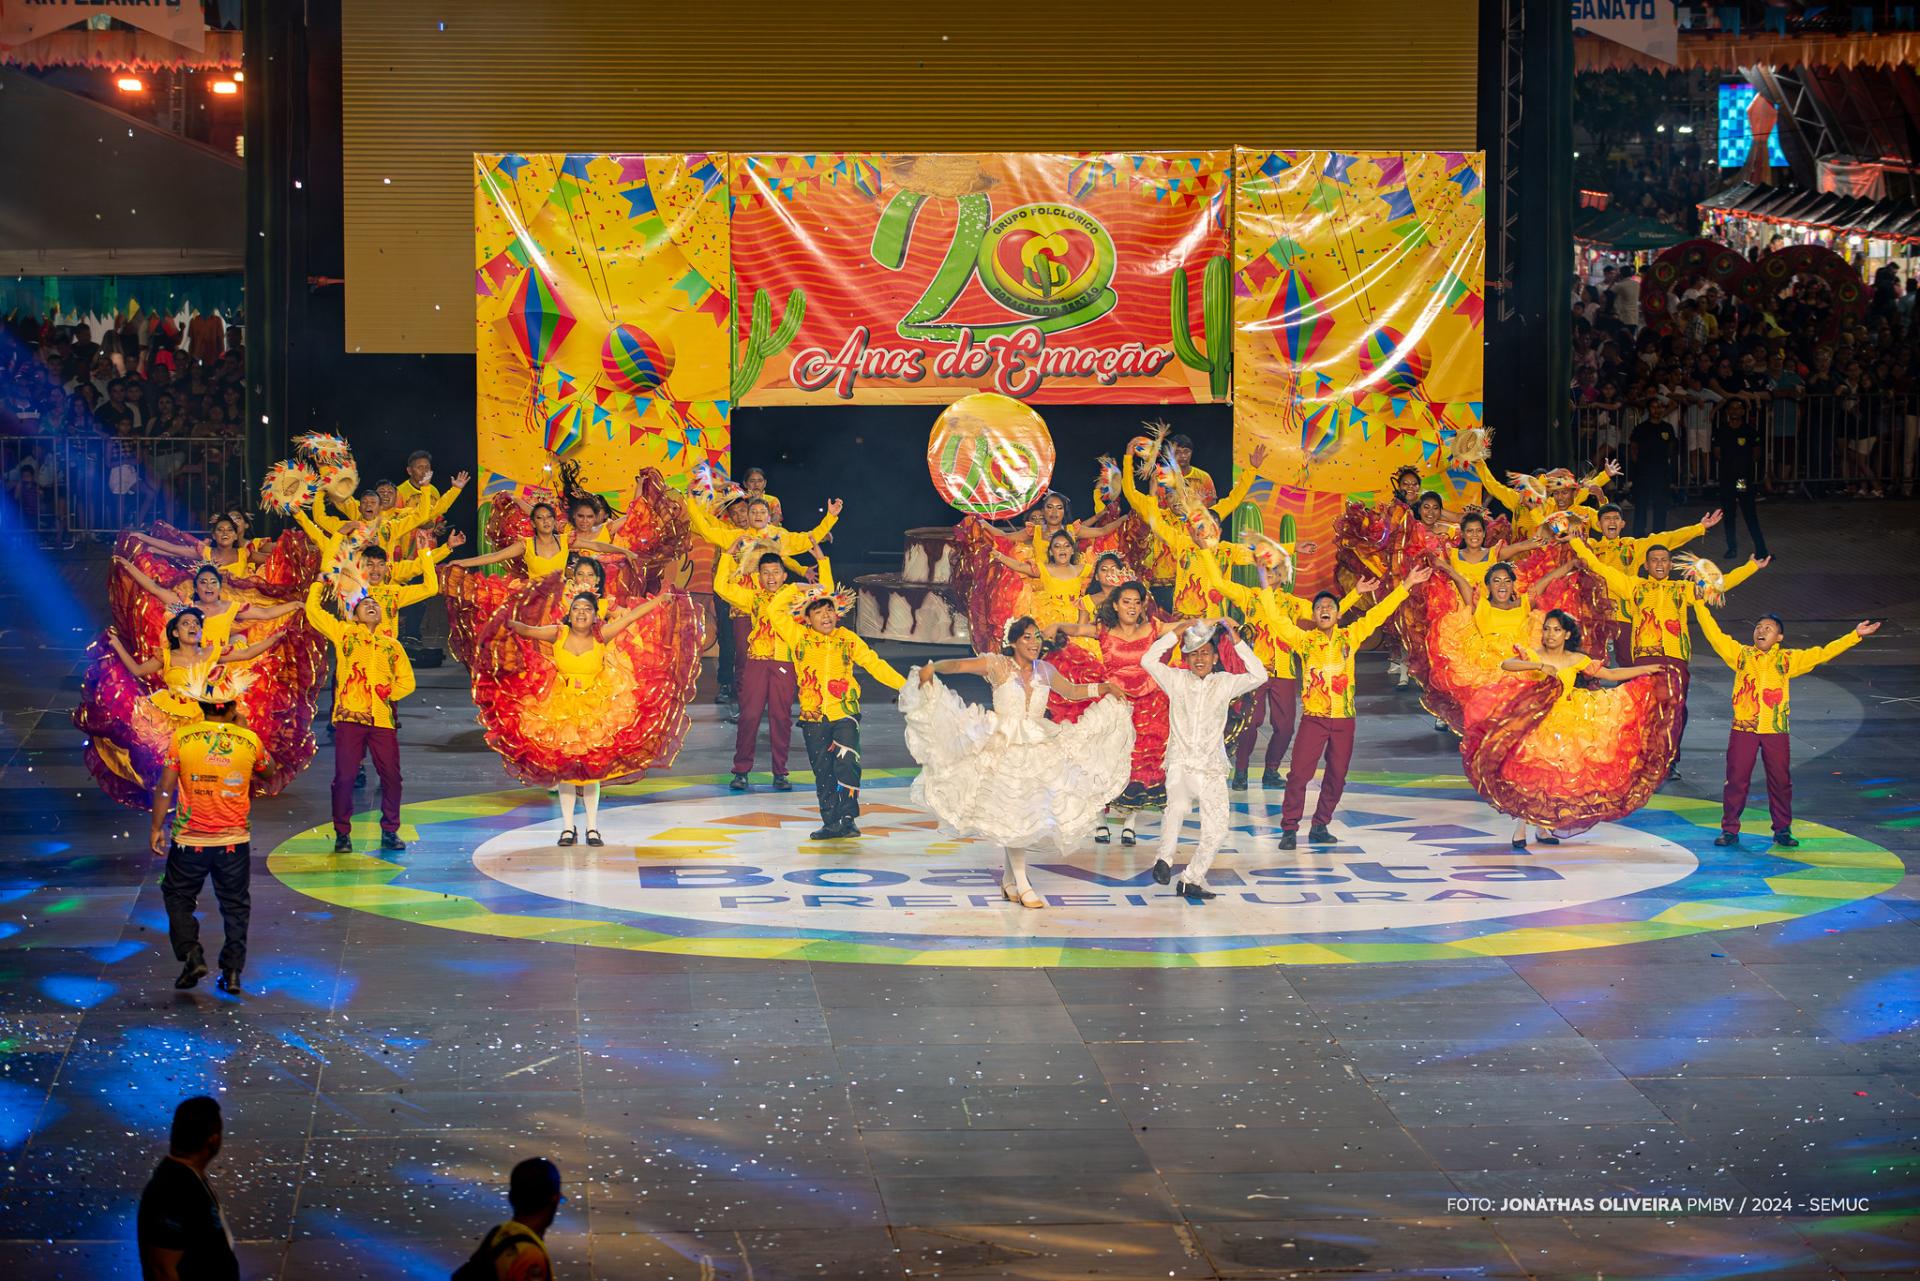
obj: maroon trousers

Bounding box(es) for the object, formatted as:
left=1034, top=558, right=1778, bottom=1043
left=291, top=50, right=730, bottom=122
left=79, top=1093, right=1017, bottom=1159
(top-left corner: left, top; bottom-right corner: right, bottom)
left=1281, top=714, right=1356, bottom=830
left=1233, top=676, right=1298, bottom=774
left=733, top=656, right=796, bottom=776
left=1723, top=728, right=1792, bottom=834
left=332, top=722, right=401, bottom=834
left=730, top=613, right=752, bottom=690
left=1592, top=618, right=1630, bottom=669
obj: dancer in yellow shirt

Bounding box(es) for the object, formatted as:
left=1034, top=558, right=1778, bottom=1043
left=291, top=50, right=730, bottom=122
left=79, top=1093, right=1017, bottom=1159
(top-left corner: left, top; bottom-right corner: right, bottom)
left=1579, top=503, right=1721, bottom=663
left=766, top=555, right=906, bottom=839
left=304, top=581, right=415, bottom=853
left=1258, top=566, right=1428, bottom=847
left=1119, top=444, right=1264, bottom=616
left=1695, top=603, right=1879, bottom=848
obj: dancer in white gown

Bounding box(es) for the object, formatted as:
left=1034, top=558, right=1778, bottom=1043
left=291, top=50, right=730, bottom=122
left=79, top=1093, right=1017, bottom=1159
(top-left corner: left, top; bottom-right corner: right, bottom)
left=1143, top=620, right=1270, bottom=902
left=901, top=616, right=1134, bottom=909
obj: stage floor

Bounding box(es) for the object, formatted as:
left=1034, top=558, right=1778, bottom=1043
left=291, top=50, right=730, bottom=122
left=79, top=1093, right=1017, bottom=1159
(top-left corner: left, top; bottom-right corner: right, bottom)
left=2, top=503, right=1917, bottom=1279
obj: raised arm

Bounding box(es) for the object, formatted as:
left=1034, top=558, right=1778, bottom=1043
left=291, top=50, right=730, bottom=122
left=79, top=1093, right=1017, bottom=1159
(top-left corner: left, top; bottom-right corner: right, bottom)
left=1531, top=556, right=1579, bottom=590
left=917, top=654, right=1004, bottom=686
left=601, top=594, right=666, bottom=638
left=426, top=472, right=469, bottom=520
left=128, top=530, right=200, bottom=558
left=684, top=497, right=735, bottom=550
left=993, top=547, right=1040, bottom=579
left=711, top=551, right=754, bottom=612
left=449, top=538, right=528, bottom=570
left=310, top=492, right=346, bottom=533
left=390, top=556, right=440, bottom=610
left=505, top=618, right=562, bottom=641
left=762, top=583, right=805, bottom=649
left=1719, top=556, right=1767, bottom=596
left=233, top=599, right=302, bottom=623
left=782, top=500, right=842, bottom=555
left=1193, top=542, right=1256, bottom=611
left=1347, top=581, right=1414, bottom=647
left=1253, top=588, right=1315, bottom=652
left=1118, top=454, right=1180, bottom=544
left=1785, top=622, right=1871, bottom=678
left=1472, top=459, right=1523, bottom=512
left=106, top=629, right=163, bottom=678
left=1569, top=536, right=1635, bottom=600
left=302, top=581, right=345, bottom=643
left=219, top=629, right=286, bottom=664
left=1139, top=629, right=1181, bottom=692
left=1210, top=454, right=1260, bottom=518
left=112, top=555, right=187, bottom=604
left=1690, top=599, right=1743, bottom=670
left=1220, top=626, right=1270, bottom=698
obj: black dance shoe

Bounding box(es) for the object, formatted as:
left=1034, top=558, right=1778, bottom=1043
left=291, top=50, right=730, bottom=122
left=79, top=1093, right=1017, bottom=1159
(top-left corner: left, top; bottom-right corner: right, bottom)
left=1177, top=880, right=1218, bottom=901
left=333, top=833, right=352, bottom=854
left=1151, top=858, right=1173, bottom=885
left=772, top=775, right=793, bottom=792
left=585, top=830, right=604, bottom=847
left=1261, top=771, right=1283, bottom=789
left=380, top=832, right=407, bottom=851
left=1307, top=824, right=1335, bottom=845
left=558, top=828, right=578, bottom=847
left=174, top=956, right=209, bottom=990
left=1534, top=834, right=1561, bottom=846
left=1277, top=830, right=1298, bottom=851
left=1230, top=771, right=1248, bottom=790
left=839, top=823, right=861, bottom=837
left=808, top=825, right=838, bottom=841
left=216, top=969, right=243, bottom=994
left=354, top=767, right=367, bottom=789
left=729, top=773, right=749, bottom=792
left=1772, top=830, right=1799, bottom=848
left=1713, top=833, right=1740, bottom=847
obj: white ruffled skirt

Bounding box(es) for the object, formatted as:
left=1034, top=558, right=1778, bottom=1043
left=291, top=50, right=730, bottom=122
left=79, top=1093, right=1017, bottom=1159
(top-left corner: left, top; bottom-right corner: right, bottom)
left=899, top=676, right=1136, bottom=854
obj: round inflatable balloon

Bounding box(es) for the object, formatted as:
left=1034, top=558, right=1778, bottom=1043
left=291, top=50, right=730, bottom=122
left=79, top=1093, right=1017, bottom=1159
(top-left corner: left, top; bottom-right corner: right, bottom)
left=926, top=393, right=1055, bottom=520
left=602, top=323, right=675, bottom=395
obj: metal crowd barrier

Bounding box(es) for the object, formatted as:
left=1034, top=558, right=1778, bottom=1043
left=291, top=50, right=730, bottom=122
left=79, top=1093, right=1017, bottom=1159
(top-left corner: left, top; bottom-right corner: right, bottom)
left=1570, top=394, right=1920, bottom=499
left=0, top=435, right=248, bottom=542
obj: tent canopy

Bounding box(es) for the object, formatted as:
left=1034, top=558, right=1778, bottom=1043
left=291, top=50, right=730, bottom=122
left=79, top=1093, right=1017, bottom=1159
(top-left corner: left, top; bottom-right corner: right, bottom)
left=0, top=67, right=243, bottom=277
left=1699, top=180, right=1920, bottom=244
left=1573, top=206, right=1689, bottom=251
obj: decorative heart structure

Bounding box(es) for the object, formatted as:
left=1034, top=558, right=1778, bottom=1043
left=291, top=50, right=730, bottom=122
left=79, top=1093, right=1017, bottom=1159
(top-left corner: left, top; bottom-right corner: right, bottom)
left=1641, top=238, right=1866, bottom=341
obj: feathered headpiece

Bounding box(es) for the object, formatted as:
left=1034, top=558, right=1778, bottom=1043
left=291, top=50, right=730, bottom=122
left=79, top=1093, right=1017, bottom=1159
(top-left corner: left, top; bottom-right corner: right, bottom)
left=690, top=460, right=734, bottom=507
left=180, top=666, right=258, bottom=706
left=1451, top=426, right=1491, bottom=467
left=1243, top=533, right=1295, bottom=585
left=1540, top=466, right=1581, bottom=494
left=1675, top=552, right=1729, bottom=606
left=789, top=581, right=857, bottom=622
left=293, top=432, right=354, bottom=468
left=324, top=526, right=373, bottom=614
left=1505, top=470, right=1552, bottom=510
left=260, top=459, right=320, bottom=515
left=177, top=667, right=257, bottom=706
left=1093, top=456, right=1121, bottom=506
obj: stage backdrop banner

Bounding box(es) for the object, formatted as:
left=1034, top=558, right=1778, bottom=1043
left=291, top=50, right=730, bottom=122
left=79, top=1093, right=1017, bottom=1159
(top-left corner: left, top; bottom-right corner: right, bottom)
left=730, top=152, right=1232, bottom=405
left=0, top=0, right=205, bottom=51
left=474, top=152, right=731, bottom=502
left=1230, top=149, right=1486, bottom=589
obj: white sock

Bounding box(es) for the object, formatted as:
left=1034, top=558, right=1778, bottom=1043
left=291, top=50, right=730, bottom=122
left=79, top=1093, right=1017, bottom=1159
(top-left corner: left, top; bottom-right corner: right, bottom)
left=582, top=781, right=601, bottom=831
left=559, top=783, right=578, bottom=830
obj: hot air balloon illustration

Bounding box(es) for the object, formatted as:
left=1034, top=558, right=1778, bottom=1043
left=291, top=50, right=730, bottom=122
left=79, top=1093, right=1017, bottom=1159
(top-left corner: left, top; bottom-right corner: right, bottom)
left=1267, top=270, right=1334, bottom=371
left=499, top=267, right=576, bottom=370
left=601, top=323, right=675, bottom=396
left=1358, top=325, right=1430, bottom=394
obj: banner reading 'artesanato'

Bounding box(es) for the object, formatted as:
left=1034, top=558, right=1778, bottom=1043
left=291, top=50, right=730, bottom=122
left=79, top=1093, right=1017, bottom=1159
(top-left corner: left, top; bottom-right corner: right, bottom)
left=730, top=153, right=1231, bottom=404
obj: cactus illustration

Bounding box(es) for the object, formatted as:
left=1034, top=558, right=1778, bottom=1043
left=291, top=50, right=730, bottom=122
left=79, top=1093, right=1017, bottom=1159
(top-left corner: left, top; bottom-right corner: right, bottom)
left=1171, top=254, right=1233, bottom=400
left=731, top=286, right=806, bottom=402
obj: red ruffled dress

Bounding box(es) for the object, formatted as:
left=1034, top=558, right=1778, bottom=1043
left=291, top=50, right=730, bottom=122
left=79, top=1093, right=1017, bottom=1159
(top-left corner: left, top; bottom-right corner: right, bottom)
left=1461, top=651, right=1685, bottom=833
left=467, top=576, right=707, bottom=787
left=72, top=526, right=325, bottom=809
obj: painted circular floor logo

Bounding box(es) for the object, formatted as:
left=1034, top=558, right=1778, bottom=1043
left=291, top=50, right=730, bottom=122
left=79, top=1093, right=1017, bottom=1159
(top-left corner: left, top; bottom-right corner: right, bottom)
left=268, top=770, right=1903, bottom=967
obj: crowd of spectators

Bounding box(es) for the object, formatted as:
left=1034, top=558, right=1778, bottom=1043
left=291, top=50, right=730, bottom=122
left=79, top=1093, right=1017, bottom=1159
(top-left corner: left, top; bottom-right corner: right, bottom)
left=0, top=306, right=246, bottom=543
left=1572, top=251, right=1920, bottom=508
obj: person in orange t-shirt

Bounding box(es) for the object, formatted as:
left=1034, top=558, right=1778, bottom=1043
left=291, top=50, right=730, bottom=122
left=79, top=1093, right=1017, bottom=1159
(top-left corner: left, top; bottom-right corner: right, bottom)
left=149, top=686, right=271, bottom=994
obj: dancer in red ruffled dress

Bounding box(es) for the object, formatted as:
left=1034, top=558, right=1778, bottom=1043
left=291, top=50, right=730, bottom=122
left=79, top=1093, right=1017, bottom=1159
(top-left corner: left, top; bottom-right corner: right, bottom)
left=73, top=521, right=325, bottom=809
left=1048, top=580, right=1174, bottom=846
left=1463, top=609, right=1680, bottom=845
